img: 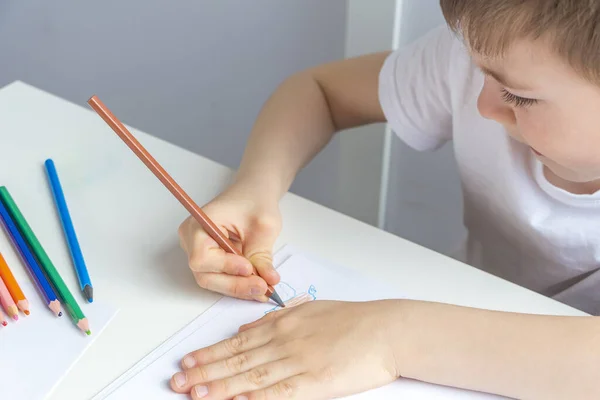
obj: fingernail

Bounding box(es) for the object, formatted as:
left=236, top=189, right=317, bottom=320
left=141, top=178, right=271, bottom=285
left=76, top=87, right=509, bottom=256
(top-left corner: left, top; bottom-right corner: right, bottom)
left=194, top=385, right=208, bottom=398
left=250, top=287, right=263, bottom=295
left=174, top=372, right=187, bottom=388
left=183, top=355, right=196, bottom=368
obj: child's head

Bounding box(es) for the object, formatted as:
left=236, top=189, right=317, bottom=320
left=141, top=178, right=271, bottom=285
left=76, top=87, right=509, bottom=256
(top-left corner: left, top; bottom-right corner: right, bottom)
left=440, top=0, right=600, bottom=186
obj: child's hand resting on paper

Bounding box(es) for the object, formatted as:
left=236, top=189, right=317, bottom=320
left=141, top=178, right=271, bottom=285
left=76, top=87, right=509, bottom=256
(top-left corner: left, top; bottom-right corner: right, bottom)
left=169, top=299, right=403, bottom=400
left=178, top=183, right=282, bottom=303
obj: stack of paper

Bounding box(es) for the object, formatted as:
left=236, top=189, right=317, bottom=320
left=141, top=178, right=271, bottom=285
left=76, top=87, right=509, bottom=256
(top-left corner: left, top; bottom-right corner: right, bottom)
left=93, top=245, right=506, bottom=399
left=0, top=282, right=117, bottom=400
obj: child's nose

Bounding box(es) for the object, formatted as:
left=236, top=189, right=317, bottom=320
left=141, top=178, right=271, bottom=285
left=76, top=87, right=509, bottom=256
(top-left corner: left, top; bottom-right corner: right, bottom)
left=477, top=79, right=516, bottom=127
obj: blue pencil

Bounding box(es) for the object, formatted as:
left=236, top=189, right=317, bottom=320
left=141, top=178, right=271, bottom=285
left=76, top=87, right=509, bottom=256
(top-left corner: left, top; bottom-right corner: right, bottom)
left=0, top=198, right=63, bottom=316
left=44, top=159, right=94, bottom=303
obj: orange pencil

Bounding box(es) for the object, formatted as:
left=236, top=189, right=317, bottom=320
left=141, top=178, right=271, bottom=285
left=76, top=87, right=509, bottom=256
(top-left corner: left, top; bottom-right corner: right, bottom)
left=0, top=253, right=29, bottom=315
left=0, top=274, right=18, bottom=321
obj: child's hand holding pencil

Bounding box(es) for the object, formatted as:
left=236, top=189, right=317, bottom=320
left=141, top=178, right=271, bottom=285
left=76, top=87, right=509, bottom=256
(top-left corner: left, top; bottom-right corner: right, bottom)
left=177, top=185, right=283, bottom=302
left=87, top=95, right=285, bottom=307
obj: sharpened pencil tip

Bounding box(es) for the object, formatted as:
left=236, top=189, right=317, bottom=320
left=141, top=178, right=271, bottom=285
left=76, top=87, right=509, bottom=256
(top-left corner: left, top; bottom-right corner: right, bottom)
left=58, top=312, right=63, bottom=317
left=83, top=286, right=94, bottom=303
left=270, top=290, right=285, bottom=308
left=86, top=330, right=91, bottom=336
left=24, top=310, right=30, bottom=316
left=1, top=321, right=7, bottom=326
left=12, top=315, right=18, bottom=321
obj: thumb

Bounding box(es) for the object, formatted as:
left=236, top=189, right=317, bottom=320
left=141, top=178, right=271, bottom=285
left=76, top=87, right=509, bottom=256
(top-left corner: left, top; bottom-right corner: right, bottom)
left=243, top=228, right=280, bottom=287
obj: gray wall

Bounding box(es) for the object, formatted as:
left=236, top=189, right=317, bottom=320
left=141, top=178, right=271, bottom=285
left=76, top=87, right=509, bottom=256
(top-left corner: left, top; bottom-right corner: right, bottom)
left=384, top=0, right=466, bottom=257
left=0, top=0, right=348, bottom=209
left=0, top=0, right=467, bottom=259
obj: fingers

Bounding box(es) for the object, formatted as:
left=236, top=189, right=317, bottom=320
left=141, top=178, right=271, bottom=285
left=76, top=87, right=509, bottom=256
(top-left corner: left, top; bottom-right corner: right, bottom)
left=171, top=346, right=290, bottom=394
left=179, top=209, right=283, bottom=300
left=236, top=374, right=317, bottom=400
left=176, top=360, right=303, bottom=400
left=183, top=325, right=273, bottom=367
left=238, top=308, right=291, bottom=333
left=243, top=223, right=280, bottom=287
left=183, top=226, right=253, bottom=276
left=194, top=272, right=270, bottom=301
left=190, top=245, right=253, bottom=276
left=244, top=248, right=279, bottom=287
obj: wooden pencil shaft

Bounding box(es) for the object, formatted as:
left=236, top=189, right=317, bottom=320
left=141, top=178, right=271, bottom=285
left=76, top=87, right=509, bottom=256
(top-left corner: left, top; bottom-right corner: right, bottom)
left=0, top=274, right=16, bottom=313
left=87, top=96, right=280, bottom=301
left=45, top=159, right=93, bottom=298
left=0, top=197, right=57, bottom=305
left=0, top=187, right=85, bottom=322
left=87, top=96, right=239, bottom=256
left=0, top=253, right=26, bottom=301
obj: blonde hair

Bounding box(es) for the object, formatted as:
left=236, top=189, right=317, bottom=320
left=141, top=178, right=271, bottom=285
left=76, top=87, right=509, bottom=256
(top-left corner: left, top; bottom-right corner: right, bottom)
left=440, top=0, right=600, bottom=83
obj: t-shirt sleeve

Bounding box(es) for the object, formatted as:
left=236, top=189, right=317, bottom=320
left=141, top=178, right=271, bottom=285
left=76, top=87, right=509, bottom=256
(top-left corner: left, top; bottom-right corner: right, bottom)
left=378, top=25, right=460, bottom=151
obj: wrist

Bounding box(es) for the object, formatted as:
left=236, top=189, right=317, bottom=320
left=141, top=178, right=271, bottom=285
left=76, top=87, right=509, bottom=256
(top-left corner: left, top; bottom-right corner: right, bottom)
left=217, top=176, right=281, bottom=212
left=231, top=169, right=289, bottom=203
left=386, top=299, right=418, bottom=379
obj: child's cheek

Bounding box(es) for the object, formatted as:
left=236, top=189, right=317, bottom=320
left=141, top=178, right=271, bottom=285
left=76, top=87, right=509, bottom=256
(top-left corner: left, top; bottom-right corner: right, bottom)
left=514, top=108, right=549, bottom=151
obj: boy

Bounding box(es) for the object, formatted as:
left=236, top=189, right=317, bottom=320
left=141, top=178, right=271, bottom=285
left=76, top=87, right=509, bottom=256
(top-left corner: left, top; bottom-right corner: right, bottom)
left=170, top=1, right=600, bottom=399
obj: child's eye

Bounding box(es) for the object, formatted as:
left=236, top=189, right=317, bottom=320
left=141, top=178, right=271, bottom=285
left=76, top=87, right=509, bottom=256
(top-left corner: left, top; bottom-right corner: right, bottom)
left=501, top=89, right=538, bottom=108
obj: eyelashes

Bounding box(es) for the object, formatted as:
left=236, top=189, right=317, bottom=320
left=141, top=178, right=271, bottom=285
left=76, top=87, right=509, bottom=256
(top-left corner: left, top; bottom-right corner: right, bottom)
left=501, top=89, right=538, bottom=108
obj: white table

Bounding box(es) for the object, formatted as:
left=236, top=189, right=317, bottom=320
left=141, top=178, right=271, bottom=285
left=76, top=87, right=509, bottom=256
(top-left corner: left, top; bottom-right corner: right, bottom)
left=0, top=81, right=587, bottom=400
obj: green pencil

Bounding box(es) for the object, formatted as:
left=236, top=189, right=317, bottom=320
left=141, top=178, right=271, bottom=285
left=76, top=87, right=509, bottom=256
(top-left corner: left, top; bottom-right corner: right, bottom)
left=0, top=186, right=90, bottom=335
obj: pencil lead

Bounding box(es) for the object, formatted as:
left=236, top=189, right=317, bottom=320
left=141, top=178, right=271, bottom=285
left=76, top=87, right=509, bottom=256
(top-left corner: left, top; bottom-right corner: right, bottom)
left=270, top=290, right=285, bottom=308
left=86, top=330, right=91, bottom=336
left=49, top=300, right=62, bottom=317
left=83, top=285, right=93, bottom=303
left=24, top=310, right=30, bottom=316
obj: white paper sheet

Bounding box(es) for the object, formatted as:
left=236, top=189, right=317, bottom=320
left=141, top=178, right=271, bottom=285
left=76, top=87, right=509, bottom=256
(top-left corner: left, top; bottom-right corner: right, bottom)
left=91, top=245, right=297, bottom=400
left=0, top=282, right=117, bottom=400
left=97, top=246, right=507, bottom=399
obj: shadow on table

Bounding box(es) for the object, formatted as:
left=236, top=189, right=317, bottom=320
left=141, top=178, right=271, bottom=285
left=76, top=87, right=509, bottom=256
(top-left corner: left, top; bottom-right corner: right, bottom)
left=154, top=240, right=203, bottom=296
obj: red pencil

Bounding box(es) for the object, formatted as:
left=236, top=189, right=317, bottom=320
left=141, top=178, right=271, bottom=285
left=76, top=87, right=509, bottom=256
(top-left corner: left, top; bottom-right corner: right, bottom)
left=0, top=307, right=7, bottom=326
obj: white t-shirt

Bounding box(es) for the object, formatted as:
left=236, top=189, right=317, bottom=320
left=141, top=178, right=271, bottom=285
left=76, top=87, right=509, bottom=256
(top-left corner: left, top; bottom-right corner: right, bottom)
left=379, top=25, right=600, bottom=315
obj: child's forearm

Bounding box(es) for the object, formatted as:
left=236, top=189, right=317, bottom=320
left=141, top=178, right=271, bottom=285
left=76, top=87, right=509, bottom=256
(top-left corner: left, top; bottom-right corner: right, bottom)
left=233, top=72, right=337, bottom=201
left=395, top=300, right=600, bottom=399
left=232, top=53, right=390, bottom=202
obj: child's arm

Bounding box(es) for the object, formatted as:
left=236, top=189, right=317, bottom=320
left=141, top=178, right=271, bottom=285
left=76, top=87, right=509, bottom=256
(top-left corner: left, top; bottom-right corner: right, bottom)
left=178, top=53, right=390, bottom=299
left=397, top=300, right=600, bottom=399
left=233, top=52, right=390, bottom=202
left=170, top=298, right=599, bottom=399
